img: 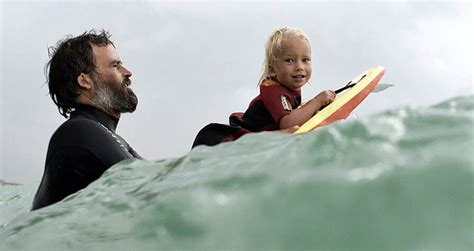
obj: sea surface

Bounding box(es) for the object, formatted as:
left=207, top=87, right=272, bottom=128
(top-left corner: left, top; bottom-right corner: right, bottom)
left=1, top=96, right=473, bottom=250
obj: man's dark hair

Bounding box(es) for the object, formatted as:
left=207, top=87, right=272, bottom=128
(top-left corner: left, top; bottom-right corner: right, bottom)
left=46, top=29, right=114, bottom=118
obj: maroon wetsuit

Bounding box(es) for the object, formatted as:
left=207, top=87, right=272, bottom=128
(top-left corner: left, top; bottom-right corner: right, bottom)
left=192, top=80, right=301, bottom=147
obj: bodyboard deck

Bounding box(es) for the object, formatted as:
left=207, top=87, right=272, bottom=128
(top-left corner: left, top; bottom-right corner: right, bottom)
left=294, top=66, right=385, bottom=134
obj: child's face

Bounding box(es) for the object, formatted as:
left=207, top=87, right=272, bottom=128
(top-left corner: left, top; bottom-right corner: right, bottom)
left=271, top=38, right=312, bottom=91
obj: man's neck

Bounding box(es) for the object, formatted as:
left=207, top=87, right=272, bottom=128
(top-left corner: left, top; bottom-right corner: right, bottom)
left=101, top=108, right=121, bottom=119
left=75, top=97, right=120, bottom=119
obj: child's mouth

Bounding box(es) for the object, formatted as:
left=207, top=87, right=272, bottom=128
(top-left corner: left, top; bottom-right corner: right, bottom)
left=292, top=75, right=305, bottom=80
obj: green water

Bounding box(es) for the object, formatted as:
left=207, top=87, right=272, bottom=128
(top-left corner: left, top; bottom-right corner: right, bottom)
left=1, top=96, right=473, bottom=250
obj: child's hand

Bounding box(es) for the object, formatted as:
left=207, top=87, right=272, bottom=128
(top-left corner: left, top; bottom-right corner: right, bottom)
left=314, top=90, right=336, bottom=107
left=280, top=90, right=336, bottom=129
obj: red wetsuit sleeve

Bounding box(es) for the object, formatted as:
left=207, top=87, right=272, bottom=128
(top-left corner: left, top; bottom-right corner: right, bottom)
left=259, top=84, right=294, bottom=124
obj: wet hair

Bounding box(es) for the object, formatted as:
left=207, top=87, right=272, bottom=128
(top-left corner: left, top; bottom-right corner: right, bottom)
left=45, top=29, right=114, bottom=118
left=259, top=27, right=311, bottom=84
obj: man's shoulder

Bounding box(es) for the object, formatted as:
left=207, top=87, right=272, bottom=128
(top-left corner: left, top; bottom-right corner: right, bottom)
left=56, top=117, right=103, bottom=134
left=50, top=117, right=109, bottom=145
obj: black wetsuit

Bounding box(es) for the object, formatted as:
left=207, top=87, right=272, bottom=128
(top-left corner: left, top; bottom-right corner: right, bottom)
left=32, top=104, right=142, bottom=210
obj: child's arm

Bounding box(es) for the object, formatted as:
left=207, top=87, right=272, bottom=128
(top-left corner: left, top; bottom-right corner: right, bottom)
left=279, top=90, right=336, bottom=129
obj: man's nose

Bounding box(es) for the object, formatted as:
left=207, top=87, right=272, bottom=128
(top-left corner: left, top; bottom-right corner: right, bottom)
left=121, top=65, right=132, bottom=77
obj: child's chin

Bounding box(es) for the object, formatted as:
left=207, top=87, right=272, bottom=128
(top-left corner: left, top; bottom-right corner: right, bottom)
left=281, top=81, right=305, bottom=90
left=290, top=85, right=304, bottom=91
left=293, top=82, right=306, bottom=89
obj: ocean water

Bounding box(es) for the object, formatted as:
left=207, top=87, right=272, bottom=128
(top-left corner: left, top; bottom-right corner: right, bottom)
left=1, top=96, right=473, bottom=250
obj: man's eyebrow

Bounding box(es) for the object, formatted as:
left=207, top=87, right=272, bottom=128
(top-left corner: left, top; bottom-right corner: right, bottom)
left=110, top=60, right=122, bottom=65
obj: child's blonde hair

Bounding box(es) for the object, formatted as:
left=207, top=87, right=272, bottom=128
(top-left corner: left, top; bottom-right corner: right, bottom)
left=259, top=27, right=311, bottom=84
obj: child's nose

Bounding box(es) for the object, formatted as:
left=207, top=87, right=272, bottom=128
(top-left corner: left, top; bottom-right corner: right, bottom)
left=295, top=61, right=304, bottom=70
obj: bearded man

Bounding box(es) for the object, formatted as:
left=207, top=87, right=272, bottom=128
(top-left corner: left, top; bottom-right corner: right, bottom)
left=32, top=30, right=141, bottom=210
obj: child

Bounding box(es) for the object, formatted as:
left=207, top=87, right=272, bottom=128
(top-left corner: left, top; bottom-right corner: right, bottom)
left=192, top=27, right=335, bottom=148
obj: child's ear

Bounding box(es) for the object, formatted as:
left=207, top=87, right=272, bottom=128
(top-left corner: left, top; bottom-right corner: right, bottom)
left=77, top=73, right=93, bottom=90
left=268, top=65, right=276, bottom=77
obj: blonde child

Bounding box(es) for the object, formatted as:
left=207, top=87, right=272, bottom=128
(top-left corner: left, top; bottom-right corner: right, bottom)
left=192, top=27, right=335, bottom=147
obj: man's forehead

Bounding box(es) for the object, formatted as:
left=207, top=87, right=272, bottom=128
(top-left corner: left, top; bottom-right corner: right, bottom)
left=92, top=44, right=120, bottom=62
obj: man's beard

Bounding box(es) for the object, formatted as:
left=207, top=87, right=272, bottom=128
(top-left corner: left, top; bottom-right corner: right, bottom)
left=91, top=74, right=138, bottom=114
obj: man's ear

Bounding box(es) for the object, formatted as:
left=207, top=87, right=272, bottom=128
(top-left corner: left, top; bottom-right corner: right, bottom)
left=77, top=73, right=93, bottom=90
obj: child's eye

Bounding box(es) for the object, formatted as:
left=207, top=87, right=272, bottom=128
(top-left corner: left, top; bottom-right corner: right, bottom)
left=285, top=58, right=294, bottom=63
left=303, top=58, right=311, bottom=63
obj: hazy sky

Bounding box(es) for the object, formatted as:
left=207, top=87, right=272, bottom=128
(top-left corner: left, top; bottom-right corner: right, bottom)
left=1, top=0, right=472, bottom=184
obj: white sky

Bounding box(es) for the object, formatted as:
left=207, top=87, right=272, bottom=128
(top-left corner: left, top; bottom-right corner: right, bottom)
left=1, top=0, right=472, bottom=184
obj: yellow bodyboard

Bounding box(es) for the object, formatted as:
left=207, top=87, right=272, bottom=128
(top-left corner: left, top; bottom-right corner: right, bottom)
left=294, top=66, right=385, bottom=134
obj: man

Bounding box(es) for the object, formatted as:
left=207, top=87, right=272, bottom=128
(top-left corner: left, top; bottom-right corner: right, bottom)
left=32, top=30, right=141, bottom=210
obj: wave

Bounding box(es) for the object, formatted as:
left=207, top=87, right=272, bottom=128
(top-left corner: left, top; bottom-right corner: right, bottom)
left=1, top=95, right=473, bottom=250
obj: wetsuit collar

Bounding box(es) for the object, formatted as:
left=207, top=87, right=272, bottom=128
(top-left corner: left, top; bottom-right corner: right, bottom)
left=262, top=79, right=302, bottom=97
left=71, top=104, right=119, bottom=132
